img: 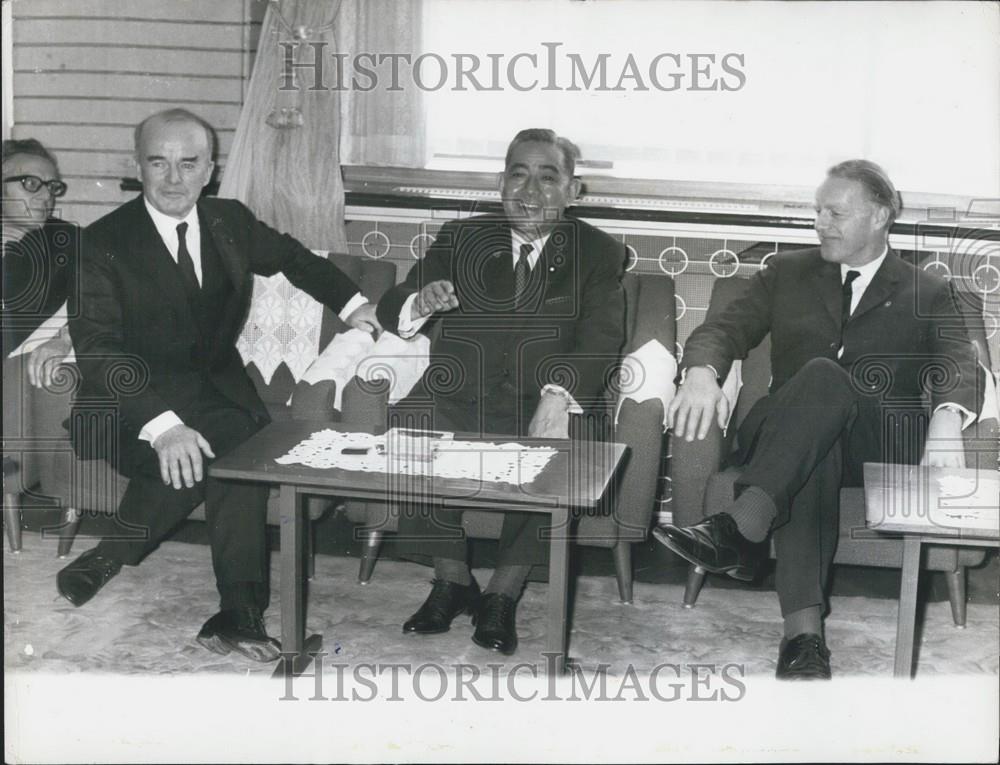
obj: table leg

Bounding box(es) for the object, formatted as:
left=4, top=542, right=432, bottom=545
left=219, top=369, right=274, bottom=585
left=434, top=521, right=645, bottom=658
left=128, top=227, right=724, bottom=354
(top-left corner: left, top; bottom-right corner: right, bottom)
left=274, top=483, right=322, bottom=678
left=546, top=507, right=570, bottom=676
left=894, top=536, right=922, bottom=679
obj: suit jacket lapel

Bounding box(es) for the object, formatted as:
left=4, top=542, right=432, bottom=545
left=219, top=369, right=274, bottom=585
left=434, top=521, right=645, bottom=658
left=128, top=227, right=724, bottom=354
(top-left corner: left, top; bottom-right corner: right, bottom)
left=480, top=220, right=514, bottom=305
left=814, top=258, right=842, bottom=329
left=199, top=202, right=243, bottom=291
left=851, top=250, right=902, bottom=322
left=538, top=219, right=576, bottom=298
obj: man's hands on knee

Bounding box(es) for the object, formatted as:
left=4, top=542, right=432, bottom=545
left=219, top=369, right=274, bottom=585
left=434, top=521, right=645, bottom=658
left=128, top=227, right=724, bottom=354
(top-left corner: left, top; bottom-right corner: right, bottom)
left=412, top=280, right=459, bottom=320
left=153, top=424, right=216, bottom=489
left=667, top=366, right=730, bottom=442
left=26, top=328, right=73, bottom=389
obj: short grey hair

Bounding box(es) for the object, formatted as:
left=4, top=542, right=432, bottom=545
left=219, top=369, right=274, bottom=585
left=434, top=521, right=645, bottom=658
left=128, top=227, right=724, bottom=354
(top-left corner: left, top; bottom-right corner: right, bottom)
left=504, top=128, right=581, bottom=177
left=827, top=159, right=902, bottom=226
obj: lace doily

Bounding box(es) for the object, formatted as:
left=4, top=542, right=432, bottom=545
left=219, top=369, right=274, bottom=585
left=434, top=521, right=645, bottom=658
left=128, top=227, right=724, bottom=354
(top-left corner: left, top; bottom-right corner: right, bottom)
left=275, top=429, right=558, bottom=486
left=236, top=257, right=327, bottom=383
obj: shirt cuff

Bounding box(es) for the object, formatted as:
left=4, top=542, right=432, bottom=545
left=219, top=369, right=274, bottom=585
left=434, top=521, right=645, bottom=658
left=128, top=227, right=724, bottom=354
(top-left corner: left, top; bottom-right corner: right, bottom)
left=679, top=364, right=720, bottom=384
left=139, top=411, right=184, bottom=445
left=541, top=384, right=584, bottom=414
left=338, top=292, right=369, bottom=323
left=397, top=292, right=430, bottom=339
left=933, top=402, right=977, bottom=430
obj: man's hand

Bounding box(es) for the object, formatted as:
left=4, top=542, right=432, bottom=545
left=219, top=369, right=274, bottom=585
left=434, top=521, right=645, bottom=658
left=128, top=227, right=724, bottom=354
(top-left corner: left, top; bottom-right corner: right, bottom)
left=26, top=329, right=73, bottom=389
left=412, top=280, right=459, bottom=320
left=920, top=408, right=966, bottom=468
left=666, top=366, right=730, bottom=442
left=153, top=424, right=216, bottom=490
left=529, top=391, right=571, bottom=438
left=345, top=302, right=382, bottom=336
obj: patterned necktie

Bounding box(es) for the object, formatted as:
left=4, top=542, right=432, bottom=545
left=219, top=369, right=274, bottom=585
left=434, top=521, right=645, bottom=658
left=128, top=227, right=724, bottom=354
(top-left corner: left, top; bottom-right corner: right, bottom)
left=514, top=242, right=533, bottom=307
left=175, top=221, right=200, bottom=295
left=839, top=269, right=861, bottom=351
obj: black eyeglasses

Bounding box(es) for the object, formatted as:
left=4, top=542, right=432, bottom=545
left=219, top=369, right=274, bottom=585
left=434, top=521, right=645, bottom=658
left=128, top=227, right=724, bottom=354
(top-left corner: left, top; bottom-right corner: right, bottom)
left=3, top=175, right=68, bottom=197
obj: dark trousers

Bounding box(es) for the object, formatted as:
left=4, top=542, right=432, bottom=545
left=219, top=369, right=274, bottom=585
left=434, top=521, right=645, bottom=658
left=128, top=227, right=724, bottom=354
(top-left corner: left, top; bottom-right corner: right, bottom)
left=389, top=389, right=599, bottom=569
left=95, top=398, right=270, bottom=610
left=733, top=357, right=923, bottom=616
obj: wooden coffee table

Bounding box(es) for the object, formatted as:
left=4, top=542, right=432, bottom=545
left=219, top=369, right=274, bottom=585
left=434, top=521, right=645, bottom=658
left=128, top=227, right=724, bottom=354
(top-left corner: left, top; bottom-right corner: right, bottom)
left=210, top=420, right=626, bottom=676
left=863, top=462, right=1000, bottom=678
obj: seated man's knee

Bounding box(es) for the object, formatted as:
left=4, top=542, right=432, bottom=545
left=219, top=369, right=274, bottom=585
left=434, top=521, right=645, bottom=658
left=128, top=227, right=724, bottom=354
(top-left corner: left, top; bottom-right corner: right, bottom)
left=799, top=358, right=852, bottom=388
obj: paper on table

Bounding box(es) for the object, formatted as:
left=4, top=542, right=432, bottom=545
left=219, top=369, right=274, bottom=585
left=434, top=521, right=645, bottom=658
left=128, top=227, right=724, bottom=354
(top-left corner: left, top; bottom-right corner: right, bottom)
left=275, top=429, right=557, bottom=485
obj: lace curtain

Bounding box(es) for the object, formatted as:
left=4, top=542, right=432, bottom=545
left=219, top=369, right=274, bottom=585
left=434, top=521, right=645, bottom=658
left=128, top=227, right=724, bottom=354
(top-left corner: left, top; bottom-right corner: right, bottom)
left=223, top=0, right=424, bottom=383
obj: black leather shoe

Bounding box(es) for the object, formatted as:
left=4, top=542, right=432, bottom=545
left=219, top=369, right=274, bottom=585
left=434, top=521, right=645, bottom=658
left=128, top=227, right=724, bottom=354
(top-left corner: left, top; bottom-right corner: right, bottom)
left=403, top=578, right=481, bottom=634
left=471, top=593, right=518, bottom=655
left=56, top=548, right=123, bottom=607
left=776, top=633, right=832, bottom=680
left=196, top=608, right=282, bottom=662
left=652, top=513, right=767, bottom=581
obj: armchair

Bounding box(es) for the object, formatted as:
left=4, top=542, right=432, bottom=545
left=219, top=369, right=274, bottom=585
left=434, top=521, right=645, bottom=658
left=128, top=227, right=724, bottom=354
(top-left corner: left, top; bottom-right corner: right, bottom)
left=17, top=252, right=396, bottom=560
left=669, top=276, right=999, bottom=623
left=344, top=271, right=678, bottom=604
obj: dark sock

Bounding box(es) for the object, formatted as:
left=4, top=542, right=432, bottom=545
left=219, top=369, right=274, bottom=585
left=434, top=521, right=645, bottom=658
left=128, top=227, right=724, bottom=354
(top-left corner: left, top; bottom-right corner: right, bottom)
left=484, top=565, right=531, bottom=599
left=784, top=605, right=823, bottom=640
left=221, top=581, right=264, bottom=612
left=726, top=485, right=777, bottom=542
left=433, top=557, right=472, bottom=586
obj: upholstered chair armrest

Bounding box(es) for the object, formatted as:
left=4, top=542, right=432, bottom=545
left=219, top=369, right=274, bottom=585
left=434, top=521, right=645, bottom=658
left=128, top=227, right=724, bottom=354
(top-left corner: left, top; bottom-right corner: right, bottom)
left=667, top=420, right=732, bottom=528
left=341, top=376, right=391, bottom=434
left=3, top=355, right=38, bottom=489
left=290, top=379, right=341, bottom=422
left=963, top=415, right=999, bottom=471
left=604, top=397, right=666, bottom=542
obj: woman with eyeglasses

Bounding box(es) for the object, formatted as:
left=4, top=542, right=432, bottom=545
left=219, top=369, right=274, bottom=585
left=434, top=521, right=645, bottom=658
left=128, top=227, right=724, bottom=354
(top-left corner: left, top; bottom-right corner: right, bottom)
left=2, top=138, right=78, bottom=388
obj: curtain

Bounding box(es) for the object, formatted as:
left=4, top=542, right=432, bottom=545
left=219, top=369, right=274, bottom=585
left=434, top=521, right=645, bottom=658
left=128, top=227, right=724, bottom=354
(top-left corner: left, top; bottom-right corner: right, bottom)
left=223, top=0, right=424, bottom=383
left=338, top=0, right=426, bottom=167
left=219, top=0, right=347, bottom=251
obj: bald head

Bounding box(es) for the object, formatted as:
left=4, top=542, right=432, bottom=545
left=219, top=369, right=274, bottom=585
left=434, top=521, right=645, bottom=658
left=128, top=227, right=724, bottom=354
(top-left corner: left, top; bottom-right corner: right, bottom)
left=134, top=109, right=217, bottom=160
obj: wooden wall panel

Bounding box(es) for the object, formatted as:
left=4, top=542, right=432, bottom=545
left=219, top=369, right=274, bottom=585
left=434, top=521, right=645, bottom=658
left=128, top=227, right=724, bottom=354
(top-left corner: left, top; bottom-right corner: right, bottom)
left=10, top=0, right=266, bottom=226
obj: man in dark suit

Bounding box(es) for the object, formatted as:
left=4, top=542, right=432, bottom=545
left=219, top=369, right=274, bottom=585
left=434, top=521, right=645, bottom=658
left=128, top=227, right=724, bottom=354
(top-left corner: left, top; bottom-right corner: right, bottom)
left=376, top=128, right=626, bottom=654
left=655, top=160, right=982, bottom=679
left=56, top=108, right=380, bottom=661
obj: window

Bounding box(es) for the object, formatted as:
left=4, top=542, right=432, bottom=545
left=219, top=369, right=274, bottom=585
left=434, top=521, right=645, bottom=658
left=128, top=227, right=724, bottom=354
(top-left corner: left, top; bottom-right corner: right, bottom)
left=420, top=1, right=999, bottom=200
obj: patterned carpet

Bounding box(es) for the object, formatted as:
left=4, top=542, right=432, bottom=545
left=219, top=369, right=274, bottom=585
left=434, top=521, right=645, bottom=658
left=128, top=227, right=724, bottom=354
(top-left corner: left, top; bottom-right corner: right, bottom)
left=5, top=533, right=998, bottom=678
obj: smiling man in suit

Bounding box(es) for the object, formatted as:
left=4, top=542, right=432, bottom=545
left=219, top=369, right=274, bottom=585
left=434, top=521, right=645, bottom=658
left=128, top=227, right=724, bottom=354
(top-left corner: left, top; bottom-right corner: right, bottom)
left=655, top=160, right=982, bottom=679
left=376, top=128, right=626, bottom=654
left=55, top=108, right=380, bottom=661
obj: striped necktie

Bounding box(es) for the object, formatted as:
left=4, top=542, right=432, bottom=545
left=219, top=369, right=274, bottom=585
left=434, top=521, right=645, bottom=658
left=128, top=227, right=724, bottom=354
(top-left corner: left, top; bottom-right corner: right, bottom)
left=514, top=242, right=533, bottom=307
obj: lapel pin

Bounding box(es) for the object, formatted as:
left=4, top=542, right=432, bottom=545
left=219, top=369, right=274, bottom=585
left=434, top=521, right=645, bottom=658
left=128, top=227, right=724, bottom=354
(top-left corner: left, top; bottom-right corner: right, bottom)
left=884, top=301, right=892, bottom=307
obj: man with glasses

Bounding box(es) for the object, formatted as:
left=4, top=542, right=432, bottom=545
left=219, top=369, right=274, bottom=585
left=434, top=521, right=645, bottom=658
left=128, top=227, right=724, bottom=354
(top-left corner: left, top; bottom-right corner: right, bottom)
left=2, top=138, right=76, bottom=387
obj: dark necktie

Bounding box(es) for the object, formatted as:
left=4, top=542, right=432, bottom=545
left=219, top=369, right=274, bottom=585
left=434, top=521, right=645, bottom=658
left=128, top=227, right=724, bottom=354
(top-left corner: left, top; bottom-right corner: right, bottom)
left=514, top=242, right=533, bottom=307
left=839, top=269, right=861, bottom=349
left=175, top=222, right=200, bottom=295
